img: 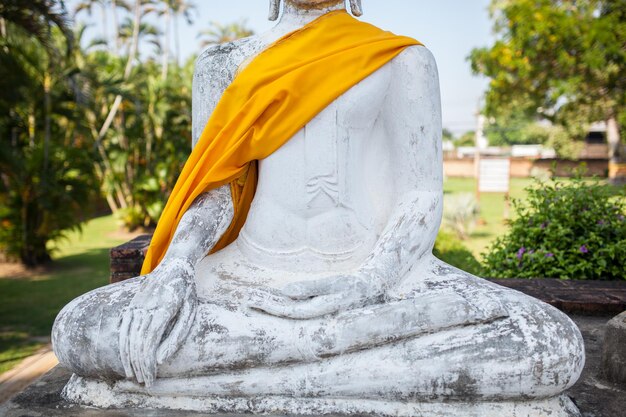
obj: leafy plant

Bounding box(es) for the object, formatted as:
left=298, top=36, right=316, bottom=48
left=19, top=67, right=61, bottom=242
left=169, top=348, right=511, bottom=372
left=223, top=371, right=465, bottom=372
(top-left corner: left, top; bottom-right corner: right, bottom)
left=470, top=0, right=626, bottom=177
left=0, top=142, right=97, bottom=265
left=482, top=174, right=626, bottom=279
left=443, top=193, right=479, bottom=240
left=434, top=230, right=482, bottom=275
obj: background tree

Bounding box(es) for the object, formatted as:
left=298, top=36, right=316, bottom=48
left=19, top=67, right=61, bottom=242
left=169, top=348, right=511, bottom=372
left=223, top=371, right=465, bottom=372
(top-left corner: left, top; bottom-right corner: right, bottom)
left=442, top=128, right=455, bottom=143
left=470, top=0, right=626, bottom=180
left=1, top=0, right=258, bottom=265
left=456, top=131, right=476, bottom=147
left=0, top=1, right=97, bottom=265
left=198, top=20, right=253, bottom=47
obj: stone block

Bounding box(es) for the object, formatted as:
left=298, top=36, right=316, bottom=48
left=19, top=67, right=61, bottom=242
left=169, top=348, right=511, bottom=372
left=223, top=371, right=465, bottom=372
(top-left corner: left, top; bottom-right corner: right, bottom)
left=109, top=234, right=152, bottom=283
left=602, top=311, right=626, bottom=385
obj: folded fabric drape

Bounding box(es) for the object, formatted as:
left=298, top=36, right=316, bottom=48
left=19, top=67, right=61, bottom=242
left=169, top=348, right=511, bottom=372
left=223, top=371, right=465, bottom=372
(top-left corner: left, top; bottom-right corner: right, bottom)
left=141, top=10, right=421, bottom=274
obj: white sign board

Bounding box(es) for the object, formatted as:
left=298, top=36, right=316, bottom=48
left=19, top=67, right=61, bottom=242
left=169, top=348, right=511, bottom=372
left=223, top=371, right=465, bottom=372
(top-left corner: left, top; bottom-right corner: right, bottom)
left=479, top=158, right=511, bottom=193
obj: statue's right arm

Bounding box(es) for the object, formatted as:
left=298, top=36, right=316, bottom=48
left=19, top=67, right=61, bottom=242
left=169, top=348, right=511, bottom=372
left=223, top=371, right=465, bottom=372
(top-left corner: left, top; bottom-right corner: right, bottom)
left=119, top=45, right=237, bottom=387
left=158, top=42, right=242, bottom=266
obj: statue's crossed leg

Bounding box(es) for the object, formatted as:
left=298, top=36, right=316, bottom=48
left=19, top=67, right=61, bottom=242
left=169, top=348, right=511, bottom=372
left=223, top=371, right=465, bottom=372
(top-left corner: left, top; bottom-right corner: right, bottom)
left=53, top=254, right=584, bottom=401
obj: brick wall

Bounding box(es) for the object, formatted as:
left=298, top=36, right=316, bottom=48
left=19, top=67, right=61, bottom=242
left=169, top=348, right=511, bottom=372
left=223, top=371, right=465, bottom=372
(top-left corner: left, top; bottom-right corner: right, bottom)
left=443, top=157, right=609, bottom=178
left=109, top=234, right=151, bottom=283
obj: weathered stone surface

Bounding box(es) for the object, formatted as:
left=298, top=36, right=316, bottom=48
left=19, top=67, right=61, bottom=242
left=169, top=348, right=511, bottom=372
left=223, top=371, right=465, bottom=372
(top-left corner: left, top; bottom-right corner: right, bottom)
left=601, top=311, right=626, bottom=384
left=109, top=235, right=151, bottom=259
left=567, top=315, right=626, bottom=417
left=0, top=367, right=582, bottom=417
left=487, top=278, right=626, bottom=315
left=109, top=235, right=151, bottom=283
left=3, top=315, right=623, bottom=417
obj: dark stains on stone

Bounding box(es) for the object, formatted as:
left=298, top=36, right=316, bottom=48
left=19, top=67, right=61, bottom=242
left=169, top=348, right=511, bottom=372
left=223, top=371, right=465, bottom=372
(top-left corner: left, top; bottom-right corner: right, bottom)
left=310, top=327, right=337, bottom=353
left=446, top=369, right=479, bottom=399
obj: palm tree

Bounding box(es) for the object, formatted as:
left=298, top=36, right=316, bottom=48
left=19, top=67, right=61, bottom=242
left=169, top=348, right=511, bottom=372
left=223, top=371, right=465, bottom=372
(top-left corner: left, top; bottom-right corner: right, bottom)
left=74, top=0, right=110, bottom=49
left=197, top=20, right=253, bottom=48
left=0, top=18, right=97, bottom=265
left=0, top=0, right=73, bottom=54
left=157, top=0, right=196, bottom=80
left=111, top=0, right=131, bottom=55
left=169, top=0, right=195, bottom=66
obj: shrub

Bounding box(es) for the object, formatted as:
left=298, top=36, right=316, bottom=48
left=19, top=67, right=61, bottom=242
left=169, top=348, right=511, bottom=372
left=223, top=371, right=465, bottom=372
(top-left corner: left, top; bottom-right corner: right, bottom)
left=443, top=193, right=479, bottom=240
left=0, top=143, right=97, bottom=265
left=434, top=230, right=482, bottom=275
left=482, top=175, right=626, bottom=280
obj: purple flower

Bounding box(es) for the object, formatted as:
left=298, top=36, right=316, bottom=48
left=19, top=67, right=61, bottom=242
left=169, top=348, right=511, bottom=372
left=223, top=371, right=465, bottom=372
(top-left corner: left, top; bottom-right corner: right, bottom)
left=545, top=252, right=554, bottom=258
left=597, top=220, right=605, bottom=226
left=579, top=245, right=589, bottom=254
left=516, top=247, right=526, bottom=260
left=540, top=222, right=548, bottom=229
left=618, top=215, right=625, bottom=222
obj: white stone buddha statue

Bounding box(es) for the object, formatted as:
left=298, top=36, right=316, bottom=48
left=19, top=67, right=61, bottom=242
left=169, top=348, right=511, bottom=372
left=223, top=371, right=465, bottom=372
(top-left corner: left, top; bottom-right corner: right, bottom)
left=52, top=1, right=585, bottom=415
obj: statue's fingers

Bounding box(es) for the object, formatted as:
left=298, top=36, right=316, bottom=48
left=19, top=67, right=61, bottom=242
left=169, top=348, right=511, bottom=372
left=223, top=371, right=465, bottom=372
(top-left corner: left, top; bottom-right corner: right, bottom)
left=118, top=310, right=134, bottom=379
left=156, top=291, right=197, bottom=365
left=137, top=314, right=154, bottom=386
left=277, top=292, right=364, bottom=319
left=143, top=311, right=170, bottom=387
left=247, top=289, right=294, bottom=316
left=282, top=278, right=335, bottom=299
left=148, top=312, right=171, bottom=378
left=129, top=313, right=145, bottom=384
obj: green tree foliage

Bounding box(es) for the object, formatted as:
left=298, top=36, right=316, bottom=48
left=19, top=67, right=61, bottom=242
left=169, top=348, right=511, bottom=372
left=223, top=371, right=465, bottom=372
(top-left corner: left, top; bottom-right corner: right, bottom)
left=485, top=115, right=582, bottom=158
left=441, top=128, right=455, bottom=142
left=456, top=131, right=476, bottom=146
left=0, top=2, right=97, bottom=265
left=198, top=20, right=254, bottom=47
left=482, top=175, right=626, bottom=280
left=470, top=0, right=626, bottom=166
left=1, top=0, right=244, bottom=265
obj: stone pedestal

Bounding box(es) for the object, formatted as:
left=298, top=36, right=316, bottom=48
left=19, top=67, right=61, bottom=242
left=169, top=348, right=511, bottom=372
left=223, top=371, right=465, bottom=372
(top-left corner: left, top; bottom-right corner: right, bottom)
left=602, top=311, right=626, bottom=384
left=1, top=367, right=582, bottom=417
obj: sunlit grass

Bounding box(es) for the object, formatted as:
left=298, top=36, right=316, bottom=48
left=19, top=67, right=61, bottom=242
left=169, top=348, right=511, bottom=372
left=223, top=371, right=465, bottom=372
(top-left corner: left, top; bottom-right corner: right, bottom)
left=441, top=177, right=535, bottom=258
left=0, top=215, right=126, bottom=374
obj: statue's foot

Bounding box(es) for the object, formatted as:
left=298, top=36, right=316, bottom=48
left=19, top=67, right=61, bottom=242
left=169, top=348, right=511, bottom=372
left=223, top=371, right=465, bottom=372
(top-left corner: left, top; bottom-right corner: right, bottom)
left=63, top=373, right=581, bottom=416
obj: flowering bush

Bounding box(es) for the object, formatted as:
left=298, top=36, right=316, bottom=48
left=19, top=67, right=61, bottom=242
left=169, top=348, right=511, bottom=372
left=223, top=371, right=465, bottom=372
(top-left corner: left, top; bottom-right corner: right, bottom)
left=482, top=175, right=626, bottom=280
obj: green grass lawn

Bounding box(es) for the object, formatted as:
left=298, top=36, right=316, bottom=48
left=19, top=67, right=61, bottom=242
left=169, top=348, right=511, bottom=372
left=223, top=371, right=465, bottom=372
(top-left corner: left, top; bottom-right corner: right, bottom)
left=442, top=177, right=535, bottom=258
left=0, top=215, right=127, bottom=374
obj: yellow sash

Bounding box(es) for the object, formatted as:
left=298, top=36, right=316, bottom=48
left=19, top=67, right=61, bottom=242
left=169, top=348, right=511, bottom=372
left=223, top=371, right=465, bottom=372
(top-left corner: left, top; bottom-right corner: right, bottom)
left=141, top=10, right=421, bottom=274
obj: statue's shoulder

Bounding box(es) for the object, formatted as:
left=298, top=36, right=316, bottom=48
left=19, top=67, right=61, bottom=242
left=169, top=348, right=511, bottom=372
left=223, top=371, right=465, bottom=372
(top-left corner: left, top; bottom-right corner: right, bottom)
left=392, top=44, right=437, bottom=71
left=195, top=35, right=260, bottom=75
left=389, top=44, right=439, bottom=86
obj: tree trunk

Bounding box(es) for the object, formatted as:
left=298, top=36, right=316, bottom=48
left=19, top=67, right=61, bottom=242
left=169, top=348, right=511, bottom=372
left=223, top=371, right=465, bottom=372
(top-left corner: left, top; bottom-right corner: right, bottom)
left=28, top=111, right=35, bottom=147
left=101, top=2, right=109, bottom=49
left=162, top=6, right=170, bottom=80
left=112, top=0, right=120, bottom=55
left=607, top=114, right=625, bottom=184
left=92, top=0, right=142, bottom=213
left=43, top=71, right=51, bottom=173
left=174, top=14, right=180, bottom=67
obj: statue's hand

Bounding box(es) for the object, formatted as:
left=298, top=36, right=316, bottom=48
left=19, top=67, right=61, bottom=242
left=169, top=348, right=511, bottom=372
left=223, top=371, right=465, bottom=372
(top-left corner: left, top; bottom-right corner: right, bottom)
left=248, top=272, right=386, bottom=319
left=118, top=259, right=197, bottom=386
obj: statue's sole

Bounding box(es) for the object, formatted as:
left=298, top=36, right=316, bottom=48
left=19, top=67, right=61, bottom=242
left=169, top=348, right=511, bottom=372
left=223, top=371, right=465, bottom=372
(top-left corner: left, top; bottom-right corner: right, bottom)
left=63, top=374, right=581, bottom=417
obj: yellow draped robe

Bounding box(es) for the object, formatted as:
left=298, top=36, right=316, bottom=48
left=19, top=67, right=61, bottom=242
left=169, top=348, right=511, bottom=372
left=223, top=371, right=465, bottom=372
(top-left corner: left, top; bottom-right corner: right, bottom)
left=141, top=10, right=422, bottom=274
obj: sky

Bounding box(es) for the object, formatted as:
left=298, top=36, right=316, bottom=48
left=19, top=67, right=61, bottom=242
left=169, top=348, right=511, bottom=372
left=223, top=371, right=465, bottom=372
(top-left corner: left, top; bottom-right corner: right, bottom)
left=68, top=0, right=495, bottom=136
